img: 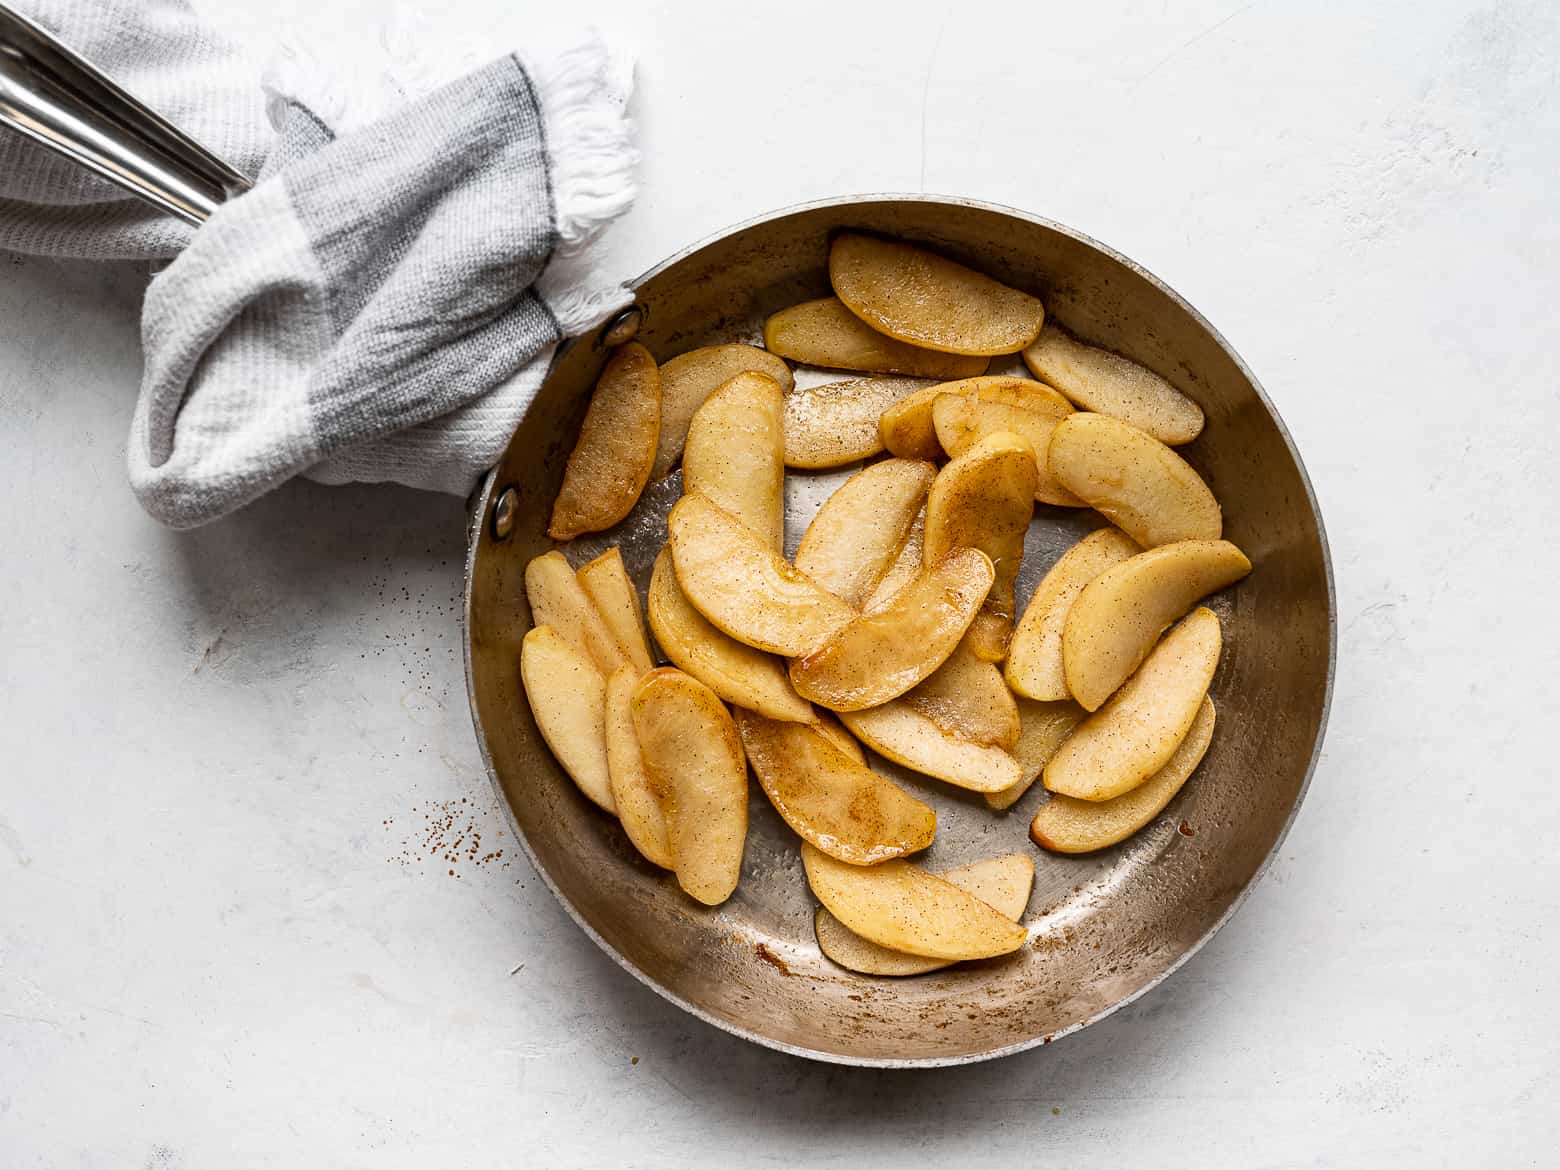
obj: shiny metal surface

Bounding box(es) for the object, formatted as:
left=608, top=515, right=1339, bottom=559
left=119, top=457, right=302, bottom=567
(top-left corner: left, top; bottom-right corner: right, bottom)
left=465, top=195, right=1335, bottom=1066
left=490, top=485, right=519, bottom=542
left=0, top=3, right=250, bottom=225
left=599, top=305, right=644, bottom=348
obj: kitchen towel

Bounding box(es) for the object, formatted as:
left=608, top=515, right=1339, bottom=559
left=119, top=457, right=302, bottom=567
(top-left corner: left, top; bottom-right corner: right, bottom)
left=0, top=1, right=637, bottom=527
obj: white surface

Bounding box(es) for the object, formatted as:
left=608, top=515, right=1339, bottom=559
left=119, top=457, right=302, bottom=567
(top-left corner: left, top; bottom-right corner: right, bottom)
left=3, top=0, right=1558, bottom=1165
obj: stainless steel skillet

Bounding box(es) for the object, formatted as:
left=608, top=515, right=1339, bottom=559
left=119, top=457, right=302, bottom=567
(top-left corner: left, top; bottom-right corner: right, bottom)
left=467, top=196, right=1334, bottom=1065
left=2, top=8, right=1335, bottom=1066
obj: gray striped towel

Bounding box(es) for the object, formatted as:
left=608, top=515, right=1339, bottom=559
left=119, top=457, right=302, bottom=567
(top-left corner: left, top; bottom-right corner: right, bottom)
left=0, top=1, right=637, bottom=527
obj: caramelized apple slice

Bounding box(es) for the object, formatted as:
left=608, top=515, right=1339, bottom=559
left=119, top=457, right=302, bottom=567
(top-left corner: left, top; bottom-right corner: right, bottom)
left=682, top=371, right=786, bottom=551
left=735, top=710, right=935, bottom=866
left=549, top=342, right=660, bottom=539
left=631, top=668, right=748, bottom=905
left=793, top=459, right=935, bottom=608
left=829, top=234, right=1045, bottom=356
left=646, top=549, right=811, bottom=722
left=764, top=297, right=988, bottom=379
left=802, top=844, right=1028, bottom=961
left=789, top=549, right=994, bottom=711
left=520, top=626, right=613, bottom=813
left=667, top=493, right=855, bottom=656
left=1033, top=699, right=1214, bottom=853
left=924, top=431, right=1037, bottom=661
left=814, top=855, right=1034, bottom=976
left=1063, top=540, right=1250, bottom=711
left=1047, top=413, right=1221, bottom=548
left=1045, top=608, right=1221, bottom=802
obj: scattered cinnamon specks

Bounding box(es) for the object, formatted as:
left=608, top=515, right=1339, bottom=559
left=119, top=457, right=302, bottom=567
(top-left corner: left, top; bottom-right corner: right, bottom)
left=385, top=797, right=510, bottom=879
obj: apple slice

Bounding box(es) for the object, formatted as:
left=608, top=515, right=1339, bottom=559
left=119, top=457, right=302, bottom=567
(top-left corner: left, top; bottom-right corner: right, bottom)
left=932, top=390, right=1084, bottom=507
left=576, top=547, right=654, bottom=675
left=652, top=343, right=794, bottom=480
left=1045, top=607, right=1221, bottom=801
left=1004, top=528, right=1141, bottom=701
left=735, top=710, right=935, bottom=865
left=783, top=376, right=935, bottom=468
left=793, top=459, right=935, bottom=608
left=904, top=637, right=1020, bottom=749
left=631, top=668, right=748, bottom=905
left=521, top=626, right=614, bottom=813
left=812, top=710, right=866, bottom=764
left=1022, top=321, right=1203, bottom=445
left=801, top=843, right=1028, bottom=961
left=1064, top=540, right=1251, bottom=711
left=525, top=551, right=629, bottom=674
left=1033, top=699, right=1214, bottom=853
left=839, top=702, right=1021, bottom=793
left=667, top=493, right=855, bottom=656
left=878, top=382, right=954, bottom=460
left=682, top=371, right=786, bottom=551
left=549, top=342, right=661, bottom=540
left=862, top=507, right=924, bottom=612
left=763, top=297, right=988, bottom=379
left=878, top=375, right=1067, bottom=461
left=789, top=548, right=994, bottom=711
left=604, top=665, right=672, bottom=868
left=829, top=234, right=1045, bottom=356
left=983, top=698, right=1088, bottom=811
left=814, top=854, right=1034, bottom=976
left=1048, top=413, right=1221, bottom=548
left=924, top=431, right=1038, bottom=661
left=645, top=549, right=812, bottom=722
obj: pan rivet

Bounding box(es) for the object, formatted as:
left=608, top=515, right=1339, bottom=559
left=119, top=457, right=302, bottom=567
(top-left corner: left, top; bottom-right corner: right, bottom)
left=491, top=486, right=520, bottom=540
left=601, top=305, right=643, bottom=347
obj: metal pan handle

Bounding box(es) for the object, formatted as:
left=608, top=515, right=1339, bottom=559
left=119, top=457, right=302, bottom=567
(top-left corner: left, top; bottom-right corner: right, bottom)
left=0, top=2, right=248, bottom=225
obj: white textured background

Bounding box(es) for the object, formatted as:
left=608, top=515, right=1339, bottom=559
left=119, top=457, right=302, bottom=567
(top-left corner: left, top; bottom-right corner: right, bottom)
left=3, top=1, right=1558, bottom=1166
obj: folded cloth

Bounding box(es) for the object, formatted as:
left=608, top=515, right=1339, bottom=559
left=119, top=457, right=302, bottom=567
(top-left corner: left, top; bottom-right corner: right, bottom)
left=0, top=1, right=637, bottom=527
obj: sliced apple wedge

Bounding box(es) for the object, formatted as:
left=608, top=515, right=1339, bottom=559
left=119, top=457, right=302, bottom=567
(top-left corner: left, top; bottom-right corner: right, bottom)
left=1045, top=607, right=1221, bottom=802
left=604, top=665, right=673, bottom=868
left=525, top=551, right=629, bottom=675
left=963, top=376, right=1074, bottom=416
left=549, top=342, right=661, bottom=540
left=783, top=376, right=935, bottom=468
left=829, top=234, right=1045, bottom=356
left=735, top=710, right=935, bottom=865
left=924, top=431, right=1038, bottom=661
left=812, top=710, right=866, bottom=764
left=802, top=843, right=1028, bottom=961
left=1022, top=321, right=1204, bottom=445
left=631, top=668, right=748, bottom=905
left=879, top=375, right=1071, bottom=461
left=862, top=506, right=924, bottom=612
left=521, top=626, right=614, bottom=813
left=793, top=459, right=935, bottom=608
left=645, top=549, right=812, bottom=723
left=984, top=698, right=1088, bottom=811
left=667, top=493, right=855, bottom=656
left=790, top=548, right=994, bottom=711
left=652, top=343, right=794, bottom=480
left=1005, top=528, right=1141, bottom=701
left=1033, top=699, right=1214, bottom=853
left=904, top=637, right=1020, bottom=749
left=839, top=702, right=1021, bottom=793
left=577, top=547, right=654, bottom=675
left=763, top=297, right=988, bottom=380
left=932, top=389, right=1084, bottom=507
left=1064, top=540, right=1251, bottom=711
left=815, top=854, right=1034, bottom=976
left=1048, top=413, right=1222, bottom=548
left=682, top=371, right=786, bottom=551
